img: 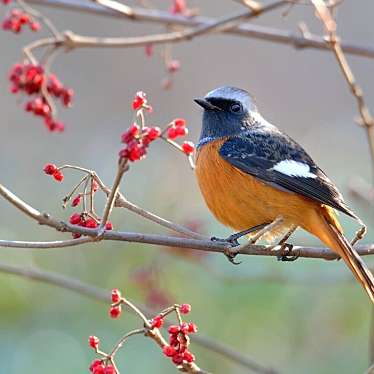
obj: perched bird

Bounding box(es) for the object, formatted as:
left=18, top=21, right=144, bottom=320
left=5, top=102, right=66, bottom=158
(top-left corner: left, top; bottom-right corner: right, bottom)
left=194, top=85, right=374, bottom=303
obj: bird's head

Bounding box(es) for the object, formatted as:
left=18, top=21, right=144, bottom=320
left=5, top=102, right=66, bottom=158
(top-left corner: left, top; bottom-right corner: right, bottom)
left=194, top=86, right=258, bottom=145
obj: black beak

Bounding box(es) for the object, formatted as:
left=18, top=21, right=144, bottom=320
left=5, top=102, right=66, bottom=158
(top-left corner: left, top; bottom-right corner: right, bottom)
left=194, top=98, right=221, bottom=111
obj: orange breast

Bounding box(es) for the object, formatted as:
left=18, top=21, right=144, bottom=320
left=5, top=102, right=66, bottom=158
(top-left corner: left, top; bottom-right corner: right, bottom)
left=195, top=139, right=331, bottom=238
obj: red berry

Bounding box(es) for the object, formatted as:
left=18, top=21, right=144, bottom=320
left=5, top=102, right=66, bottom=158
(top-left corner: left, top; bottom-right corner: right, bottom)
left=169, top=334, right=178, bottom=347
left=69, top=213, right=82, bottom=225
left=181, top=141, right=195, bottom=155
left=175, top=126, right=188, bottom=137
left=167, top=127, right=177, bottom=140
left=29, top=21, right=41, bottom=31
left=121, top=123, right=139, bottom=144
left=180, top=322, right=189, bottom=334
left=72, top=232, right=82, bottom=239
left=52, top=170, right=64, bottom=182
left=146, top=126, right=161, bottom=141
left=109, top=305, right=122, bottom=319
left=151, top=315, right=164, bottom=329
left=62, top=88, right=74, bottom=107
left=132, top=91, right=146, bottom=110
left=88, top=335, right=100, bottom=350
left=187, top=322, right=198, bottom=333
left=89, top=359, right=104, bottom=373
left=93, top=365, right=105, bottom=374
left=174, top=118, right=186, bottom=128
left=105, top=221, right=113, bottom=230
left=167, top=59, right=181, bottom=73
left=71, top=195, right=81, bottom=207
left=183, top=351, right=195, bottom=363
left=170, top=0, right=187, bottom=14
left=85, top=218, right=98, bottom=228
left=43, top=163, right=57, bottom=175
left=111, top=288, right=121, bottom=303
left=104, top=366, right=115, bottom=374
left=172, top=353, right=184, bottom=365
left=145, top=43, right=153, bottom=57
left=163, top=345, right=176, bottom=357
left=92, top=181, right=99, bottom=192
left=179, top=304, right=191, bottom=314
left=168, top=325, right=180, bottom=335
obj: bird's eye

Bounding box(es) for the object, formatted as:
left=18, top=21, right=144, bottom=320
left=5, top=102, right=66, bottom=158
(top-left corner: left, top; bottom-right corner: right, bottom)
left=230, top=103, right=242, bottom=113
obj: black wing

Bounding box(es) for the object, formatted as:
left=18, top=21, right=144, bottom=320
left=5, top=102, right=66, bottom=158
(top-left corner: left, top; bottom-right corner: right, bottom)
left=219, top=131, right=356, bottom=218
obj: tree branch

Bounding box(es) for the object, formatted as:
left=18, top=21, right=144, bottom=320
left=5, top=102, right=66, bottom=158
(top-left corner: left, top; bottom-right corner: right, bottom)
left=1, top=182, right=374, bottom=260
left=311, top=0, right=374, bottom=179
left=0, top=262, right=278, bottom=374
left=24, top=0, right=374, bottom=59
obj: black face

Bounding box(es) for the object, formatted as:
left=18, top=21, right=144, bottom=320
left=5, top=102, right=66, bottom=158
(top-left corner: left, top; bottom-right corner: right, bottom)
left=196, top=97, right=249, bottom=141
left=206, top=98, right=245, bottom=115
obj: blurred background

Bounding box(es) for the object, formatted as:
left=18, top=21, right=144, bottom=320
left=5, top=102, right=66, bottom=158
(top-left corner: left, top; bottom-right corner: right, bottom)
left=1, top=1, right=374, bottom=373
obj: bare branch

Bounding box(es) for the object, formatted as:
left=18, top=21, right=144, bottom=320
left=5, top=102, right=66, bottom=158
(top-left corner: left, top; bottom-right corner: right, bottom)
left=0, top=262, right=278, bottom=374
left=1, top=182, right=374, bottom=260
left=311, top=0, right=374, bottom=177
left=24, top=0, right=374, bottom=59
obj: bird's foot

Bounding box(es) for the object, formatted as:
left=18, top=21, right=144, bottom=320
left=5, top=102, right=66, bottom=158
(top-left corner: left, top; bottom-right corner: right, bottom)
left=210, top=236, right=242, bottom=265
left=211, top=233, right=241, bottom=247
left=276, top=243, right=299, bottom=262
left=223, top=247, right=242, bottom=265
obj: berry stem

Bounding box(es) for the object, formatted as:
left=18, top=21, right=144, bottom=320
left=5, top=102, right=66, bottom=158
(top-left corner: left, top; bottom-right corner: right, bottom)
left=110, top=328, right=145, bottom=358
left=62, top=175, right=89, bottom=208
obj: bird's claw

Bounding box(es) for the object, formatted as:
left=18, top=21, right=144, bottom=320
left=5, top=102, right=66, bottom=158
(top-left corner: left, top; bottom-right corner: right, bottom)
left=276, top=243, right=299, bottom=262
left=223, top=247, right=242, bottom=265
left=211, top=236, right=242, bottom=265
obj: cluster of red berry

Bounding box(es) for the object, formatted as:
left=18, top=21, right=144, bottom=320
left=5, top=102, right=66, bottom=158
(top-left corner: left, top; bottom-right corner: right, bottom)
left=89, top=359, right=115, bottom=374
left=69, top=213, right=113, bottom=239
left=119, top=92, right=160, bottom=162
left=9, top=63, right=73, bottom=132
left=2, top=8, right=40, bottom=33
left=150, top=304, right=197, bottom=366
left=166, top=118, right=195, bottom=155
left=109, top=288, right=122, bottom=318
left=88, top=337, right=115, bottom=373
left=120, top=123, right=161, bottom=162
left=89, top=289, right=198, bottom=372
left=43, top=163, right=64, bottom=182
left=43, top=163, right=113, bottom=238
left=120, top=91, right=195, bottom=163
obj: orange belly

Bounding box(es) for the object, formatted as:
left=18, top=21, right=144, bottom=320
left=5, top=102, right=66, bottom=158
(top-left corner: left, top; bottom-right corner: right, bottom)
left=195, top=139, right=339, bottom=240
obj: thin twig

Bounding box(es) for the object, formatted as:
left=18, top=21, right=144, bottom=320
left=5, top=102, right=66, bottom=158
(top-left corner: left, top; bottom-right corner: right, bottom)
left=311, top=0, right=374, bottom=179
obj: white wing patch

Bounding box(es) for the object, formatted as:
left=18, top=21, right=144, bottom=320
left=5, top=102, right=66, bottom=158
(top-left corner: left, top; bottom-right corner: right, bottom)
left=272, top=160, right=317, bottom=178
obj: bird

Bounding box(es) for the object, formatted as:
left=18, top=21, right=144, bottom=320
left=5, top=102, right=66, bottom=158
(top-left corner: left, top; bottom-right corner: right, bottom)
left=194, top=85, right=374, bottom=303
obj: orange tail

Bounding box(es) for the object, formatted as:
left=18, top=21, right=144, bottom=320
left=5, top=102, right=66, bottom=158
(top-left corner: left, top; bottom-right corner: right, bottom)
left=306, top=207, right=374, bottom=304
